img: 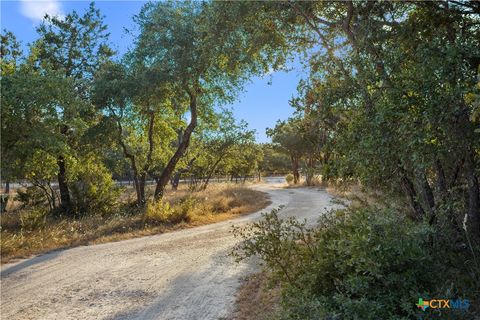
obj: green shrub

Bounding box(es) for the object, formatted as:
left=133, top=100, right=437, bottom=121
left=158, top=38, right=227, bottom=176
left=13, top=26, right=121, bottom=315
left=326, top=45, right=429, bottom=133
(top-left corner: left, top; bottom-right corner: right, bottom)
left=232, top=207, right=479, bottom=319
left=19, top=208, right=49, bottom=232
left=285, top=174, right=294, bottom=184
left=173, top=197, right=197, bottom=221
left=15, top=186, right=48, bottom=207
left=70, top=155, right=120, bottom=215
left=145, top=200, right=174, bottom=223
left=304, top=167, right=318, bottom=186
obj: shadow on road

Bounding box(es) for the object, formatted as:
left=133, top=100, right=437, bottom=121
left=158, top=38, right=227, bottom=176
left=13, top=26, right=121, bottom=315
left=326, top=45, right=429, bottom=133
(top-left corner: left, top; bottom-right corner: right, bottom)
left=107, top=247, right=256, bottom=320
left=1, top=250, right=63, bottom=278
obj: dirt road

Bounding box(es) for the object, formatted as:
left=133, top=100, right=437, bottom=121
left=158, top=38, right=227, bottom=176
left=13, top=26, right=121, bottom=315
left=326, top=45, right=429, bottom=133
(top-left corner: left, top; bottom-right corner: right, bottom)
left=1, top=178, right=342, bottom=320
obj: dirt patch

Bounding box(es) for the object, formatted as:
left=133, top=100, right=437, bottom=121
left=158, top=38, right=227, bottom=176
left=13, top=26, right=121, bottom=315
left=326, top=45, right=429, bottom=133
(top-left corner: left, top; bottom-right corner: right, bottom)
left=228, top=271, right=281, bottom=320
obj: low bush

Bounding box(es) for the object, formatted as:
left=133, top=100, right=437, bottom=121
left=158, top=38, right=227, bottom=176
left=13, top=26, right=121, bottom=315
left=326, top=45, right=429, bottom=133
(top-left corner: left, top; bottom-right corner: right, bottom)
left=15, top=186, right=48, bottom=207
left=19, top=207, right=49, bottom=232
left=175, top=196, right=198, bottom=220
left=70, top=155, right=121, bottom=216
left=144, top=197, right=197, bottom=224
left=232, top=207, right=480, bottom=319
left=285, top=174, right=294, bottom=184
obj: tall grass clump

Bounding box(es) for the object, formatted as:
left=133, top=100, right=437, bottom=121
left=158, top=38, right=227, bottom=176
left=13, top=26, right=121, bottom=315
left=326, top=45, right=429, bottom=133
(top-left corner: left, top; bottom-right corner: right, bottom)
left=144, top=198, right=195, bottom=224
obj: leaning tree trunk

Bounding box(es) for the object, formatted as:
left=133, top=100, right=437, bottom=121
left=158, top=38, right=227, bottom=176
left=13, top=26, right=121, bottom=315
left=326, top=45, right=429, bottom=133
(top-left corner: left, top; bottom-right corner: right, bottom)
left=57, top=156, right=72, bottom=213
left=399, top=168, right=425, bottom=220
left=138, top=173, right=146, bottom=205
left=202, top=156, right=224, bottom=190
left=417, top=172, right=436, bottom=225
left=171, top=157, right=196, bottom=190
left=171, top=172, right=181, bottom=191
left=154, top=90, right=198, bottom=199
left=465, top=151, right=480, bottom=237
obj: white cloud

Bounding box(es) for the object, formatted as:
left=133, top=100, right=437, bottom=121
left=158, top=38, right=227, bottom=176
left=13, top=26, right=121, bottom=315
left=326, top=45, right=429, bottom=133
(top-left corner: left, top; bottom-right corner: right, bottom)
left=20, top=0, right=64, bottom=23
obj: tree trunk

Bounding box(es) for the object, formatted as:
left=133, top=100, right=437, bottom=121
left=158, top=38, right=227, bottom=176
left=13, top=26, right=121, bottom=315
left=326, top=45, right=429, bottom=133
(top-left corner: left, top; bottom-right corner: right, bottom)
left=450, top=158, right=464, bottom=188
left=171, top=172, right=181, bottom=190
left=418, top=173, right=436, bottom=224
left=435, top=159, right=448, bottom=197
left=47, top=182, right=57, bottom=210
left=400, top=172, right=425, bottom=220
left=111, top=107, right=148, bottom=207
left=138, top=174, right=146, bottom=205
left=305, top=156, right=316, bottom=186
left=465, top=151, right=480, bottom=237
left=291, top=156, right=300, bottom=184
left=154, top=90, right=198, bottom=199
left=133, top=176, right=141, bottom=205
left=202, top=156, right=224, bottom=190
left=1, top=181, right=10, bottom=213
left=57, top=156, right=72, bottom=213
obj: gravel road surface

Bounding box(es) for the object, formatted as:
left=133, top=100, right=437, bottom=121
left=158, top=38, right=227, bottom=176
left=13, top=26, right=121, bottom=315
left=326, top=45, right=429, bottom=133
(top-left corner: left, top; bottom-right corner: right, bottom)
left=1, top=178, right=342, bottom=320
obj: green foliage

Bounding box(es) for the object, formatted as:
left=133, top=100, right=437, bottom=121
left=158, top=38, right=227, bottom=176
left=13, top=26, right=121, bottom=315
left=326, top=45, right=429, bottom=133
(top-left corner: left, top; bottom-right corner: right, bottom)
left=182, top=109, right=259, bottom=188
left=267, top=115, right=327, bottom=185
left=24, top=150, right=59, bottom=183
left=230, top=1, right=480, bottom=227
left=285, top=174, right=294, bottom=184
left=15, top=187, right=49, bottom=208
left=69, top=155, right=120, bottom=216
left=1, top=3, right=115, bottom=215
left=224, top=143, right=263, bottom=180
left=19, top=208, right=49, bottom=232
left=233, top=207, right=479, bottom=319
left=35, top=2, right=114, bottom=83
left=267, top=118, right=307, bottom=160
left=259, top=143, right=291, bottom=175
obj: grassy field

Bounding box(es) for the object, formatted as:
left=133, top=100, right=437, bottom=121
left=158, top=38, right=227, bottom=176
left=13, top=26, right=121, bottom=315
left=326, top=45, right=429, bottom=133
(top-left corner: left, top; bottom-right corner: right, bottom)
left=1, top=183, right=270, bottom=264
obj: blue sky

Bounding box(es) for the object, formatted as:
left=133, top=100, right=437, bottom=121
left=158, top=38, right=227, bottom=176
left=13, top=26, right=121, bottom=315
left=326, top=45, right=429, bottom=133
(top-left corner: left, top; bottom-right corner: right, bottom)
left=1, top=1, right=304, bottom=142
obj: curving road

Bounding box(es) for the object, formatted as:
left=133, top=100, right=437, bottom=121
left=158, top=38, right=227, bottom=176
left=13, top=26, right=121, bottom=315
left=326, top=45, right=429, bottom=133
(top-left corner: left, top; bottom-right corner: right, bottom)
left=0, top=178, right=342, bottom=320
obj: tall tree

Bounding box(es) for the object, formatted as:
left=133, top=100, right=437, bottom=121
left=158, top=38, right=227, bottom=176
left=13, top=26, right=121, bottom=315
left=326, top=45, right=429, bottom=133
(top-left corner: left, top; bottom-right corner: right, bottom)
left=1, top=33, right=82, bottom=211
left=131, top=1, right=281, bottom=199
left=220, top=1, right=480, bottom=233
left=186, top=110, right=256, bottom=190
left=1, top=30, right=23, bottom=197
left=267, top=119, right=308, bottom=184
left=93, top=61, right=178, bottom=206
left=34, top=2, right=114, bottom=212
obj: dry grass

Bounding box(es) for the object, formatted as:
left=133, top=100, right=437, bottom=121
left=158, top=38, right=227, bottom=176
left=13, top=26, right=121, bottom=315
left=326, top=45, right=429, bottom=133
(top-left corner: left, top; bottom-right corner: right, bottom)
left=283, top=175, right=326, bottom=189
left=326, top=181, right=384, bottom=208
left=228, top=271, right=281, bottom=320
left=1, top=183, right=270, bottom=264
